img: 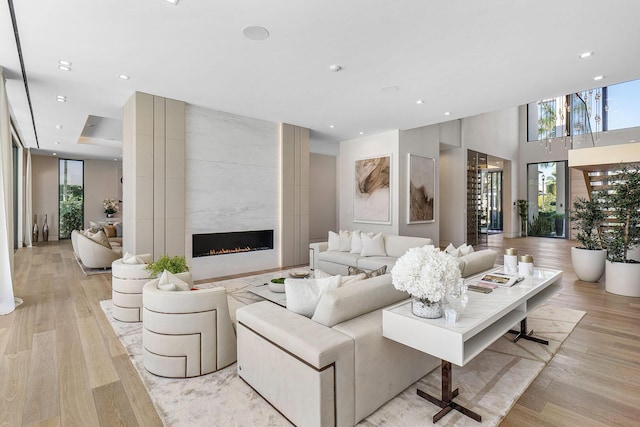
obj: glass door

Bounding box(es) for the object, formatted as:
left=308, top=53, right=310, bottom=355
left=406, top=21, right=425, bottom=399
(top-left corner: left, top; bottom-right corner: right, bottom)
left=59, top=159, right=84, bottom=239
left=526, top=161, right=567, bottom=238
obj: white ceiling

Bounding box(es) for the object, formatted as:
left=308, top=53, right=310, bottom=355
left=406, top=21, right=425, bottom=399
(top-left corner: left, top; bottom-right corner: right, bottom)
left=2, top=0, right=640, bottom=160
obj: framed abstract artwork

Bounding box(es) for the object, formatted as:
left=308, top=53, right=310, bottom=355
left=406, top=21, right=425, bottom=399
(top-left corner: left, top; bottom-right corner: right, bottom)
left=354, top=155, right=391, bottom=224
left=407, top=154, right=435, bottom=223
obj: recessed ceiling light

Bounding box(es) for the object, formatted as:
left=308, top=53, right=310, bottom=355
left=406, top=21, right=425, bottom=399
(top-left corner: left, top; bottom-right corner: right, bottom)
left=416, top=100, right=424, bottom=104
left=113, top=158, right=118, bottom=161
left=444, top=111, right=451, bottom=116
left=165, top=0, right=179, bottom=4
left=329, top=64, right=342, bottom=72
left=52, top=152, right=57, bottom=156
left=55, top=124, right=63, bottom=129
left=56, top=95, right=67, bottom=102
left=58, top=60, right=72, bottom=66
left=329, top=125, right=335, bottom=129
left=579, top=51, right=593, bottom=59
left=359, top=131, right=364, bottom=135
left=119, top=74, right=130, bottom=80
left=243, top=26, right=270, bottom=41
left=380, top=85, right=399, bottom=93
left=58, top=65, right=71, bottom=71
left=593, top=75, right=604, bottom=81
left=54, top=142, right=60, bottom=145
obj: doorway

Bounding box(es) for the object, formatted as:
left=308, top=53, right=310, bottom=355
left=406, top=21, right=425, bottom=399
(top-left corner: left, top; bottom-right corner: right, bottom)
left=526, top=161, right=567, bottom=238
left=59, top=159, right=84, bottom=239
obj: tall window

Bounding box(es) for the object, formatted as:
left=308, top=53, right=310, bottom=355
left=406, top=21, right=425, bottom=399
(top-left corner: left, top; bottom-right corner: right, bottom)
left=527, top=78, right=640, bottom=142
left=59, top=159, right=84, bottom=239
left=526, top=161, right=567, bottom=238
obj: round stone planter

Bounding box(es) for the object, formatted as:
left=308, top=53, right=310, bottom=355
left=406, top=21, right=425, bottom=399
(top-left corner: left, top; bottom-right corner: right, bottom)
left=605, top=260, right=640, bottom=297
left=570, top=247, right=606, bottom=282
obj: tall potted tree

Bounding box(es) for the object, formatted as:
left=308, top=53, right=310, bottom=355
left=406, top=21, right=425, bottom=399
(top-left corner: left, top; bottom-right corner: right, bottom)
left=517, top=199, right=528, bottom=237
left=603, top=165, right=640, bottom=296
left=569, top=196, right=606, bottom=282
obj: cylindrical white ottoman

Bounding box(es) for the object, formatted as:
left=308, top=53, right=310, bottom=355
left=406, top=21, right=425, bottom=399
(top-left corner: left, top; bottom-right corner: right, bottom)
left=112, top=257, right=152, bottom=322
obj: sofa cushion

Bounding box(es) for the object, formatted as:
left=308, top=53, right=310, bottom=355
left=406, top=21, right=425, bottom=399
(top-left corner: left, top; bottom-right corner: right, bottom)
left=312, top=274, right=408, bottom=327
left=86, top=230, right=112, bottom=249
left=286, top=275, right=342, bottom=317
left=103, top=224, right=117, bottom=238
left=328, top=231, right=340, bottom=251
left=157, top=270, right=191, bottom=291
left=360, top=232, right=386, bottom=257
left=458, top=249, right=498, bottom=278
left=318, top=250, right=361, bottom=268
left=348, top=265, right=387, bottom=278
left=356, top=256, right=397, bottom=272
left=384, top=235, right=432, bottom=258
left=350, top=230, right=362, bottom=254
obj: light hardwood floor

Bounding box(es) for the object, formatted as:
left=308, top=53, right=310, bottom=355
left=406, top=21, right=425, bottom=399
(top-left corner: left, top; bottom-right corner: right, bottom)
left=1, top=236, right=638, bottom=426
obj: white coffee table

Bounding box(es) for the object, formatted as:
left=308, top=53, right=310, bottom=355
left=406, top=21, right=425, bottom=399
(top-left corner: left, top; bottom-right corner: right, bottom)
left=383, top=267, right=562, bottom=423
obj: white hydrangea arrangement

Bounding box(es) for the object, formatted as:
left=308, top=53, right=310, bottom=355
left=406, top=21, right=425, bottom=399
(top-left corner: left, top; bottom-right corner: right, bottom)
left=103, top=198, right=119, bottom=214
left=391, top=245, right=461, bottom=303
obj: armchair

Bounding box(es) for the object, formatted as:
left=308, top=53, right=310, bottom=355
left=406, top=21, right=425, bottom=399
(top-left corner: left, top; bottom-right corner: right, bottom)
left=111, top=254, right=153, bottom=322
left=142, top=277, right=237, bottom=378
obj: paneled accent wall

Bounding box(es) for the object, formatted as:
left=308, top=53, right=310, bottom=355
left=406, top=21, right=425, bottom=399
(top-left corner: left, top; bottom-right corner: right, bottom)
left=123, top=92, right=185, bottom=259
left=281, top=124, right=310, bottom=267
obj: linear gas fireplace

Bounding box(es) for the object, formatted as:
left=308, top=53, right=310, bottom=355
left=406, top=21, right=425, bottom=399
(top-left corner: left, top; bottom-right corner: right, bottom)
left=192, top=230, right=274, bottom=258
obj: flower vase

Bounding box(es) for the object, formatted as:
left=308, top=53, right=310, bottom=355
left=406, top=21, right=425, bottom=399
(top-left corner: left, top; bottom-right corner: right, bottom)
left=42, top=214, right=49, bottom=242
left=411, top=298, right=442, bottom=319
left=32, top=214, right=39, bottom=243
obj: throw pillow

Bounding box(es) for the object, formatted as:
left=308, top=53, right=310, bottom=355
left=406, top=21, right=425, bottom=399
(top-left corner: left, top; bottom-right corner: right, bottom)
left=338, top=230, right=351, bottom=252
left=87, top=230, right=111, bottom=249
left=103, top=224, right=116, bottom=238
left=459, top=244, right=475, bottom=256
left=285, top=275, right=342, bottom=317
left=350, top=230, right=362, bottom=254
left=122, top=252, right=144, bottom=265
left=360, top=232, right=386, bottom=257
left=328, top=231, right=340, bottom=251
left=340, top=273, right=367, bottom=286
left=157, top=270, right=190, bottom=291
left=347, top=265, right=387, bottom=278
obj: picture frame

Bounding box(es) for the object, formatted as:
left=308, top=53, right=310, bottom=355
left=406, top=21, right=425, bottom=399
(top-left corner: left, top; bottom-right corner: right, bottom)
left=407, top=154, right=435, bottom=224
left=353, top=155, right=391, bottom=224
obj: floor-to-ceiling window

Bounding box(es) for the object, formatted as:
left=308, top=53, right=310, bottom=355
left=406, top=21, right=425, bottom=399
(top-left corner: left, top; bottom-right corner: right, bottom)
left=526, top=161, right=567, bottom=238
left=59, top=159, right=84, bottom=239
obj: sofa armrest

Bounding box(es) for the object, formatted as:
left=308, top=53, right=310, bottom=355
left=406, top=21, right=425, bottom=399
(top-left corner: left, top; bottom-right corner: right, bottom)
left=309, top=241, right=329, bottom=272
left=237, top=301, right=352, bottom=368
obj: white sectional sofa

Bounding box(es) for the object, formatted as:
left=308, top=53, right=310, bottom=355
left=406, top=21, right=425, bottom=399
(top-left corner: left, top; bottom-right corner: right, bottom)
left=309, top=233, right=433, bottom=276
left=236, top=247, right=497, bottom=427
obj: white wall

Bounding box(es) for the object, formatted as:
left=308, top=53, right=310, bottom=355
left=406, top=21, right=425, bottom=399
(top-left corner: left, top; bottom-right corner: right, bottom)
left=185, top=105, right=280, bottom=280
left=309, top=153, right=336, bottom=242
left=84, top=159, right=122, bottom=225
left=439, top=147, right=466, bottom=246
left=338, top=130, right=400, bottom=235
left=398, top=125, right=440, bottom=243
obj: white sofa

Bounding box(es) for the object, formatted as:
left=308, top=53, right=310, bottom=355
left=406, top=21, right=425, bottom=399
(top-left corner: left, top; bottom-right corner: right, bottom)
left=309, top=234, right=433, bottom=276
left=71, top=229, right=122, bottom=269
left=236, top=247, right=497, bottom=426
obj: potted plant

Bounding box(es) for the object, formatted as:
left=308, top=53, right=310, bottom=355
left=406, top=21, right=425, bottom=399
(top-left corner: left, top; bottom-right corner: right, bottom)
left=569, top=196, right=606, bottom=282
left=146, top=255, right=191, bottom=282
left=517, top=199, right=528, bottom=237
left=602, top=165, right=640, bottom=296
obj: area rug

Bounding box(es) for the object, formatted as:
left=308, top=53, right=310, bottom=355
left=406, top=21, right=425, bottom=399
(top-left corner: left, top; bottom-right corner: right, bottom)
left=73, top=253, right=112, bottom=276
left=100, top=274, right=585, bottom=427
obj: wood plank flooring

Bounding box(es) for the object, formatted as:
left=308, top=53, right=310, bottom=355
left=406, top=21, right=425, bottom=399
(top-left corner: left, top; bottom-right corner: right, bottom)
left=1, top=236, right=639, bottom=426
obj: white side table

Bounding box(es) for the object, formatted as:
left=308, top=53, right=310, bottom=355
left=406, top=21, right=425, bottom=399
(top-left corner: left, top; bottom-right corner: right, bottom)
left=111, top=259, right=152, bottom=322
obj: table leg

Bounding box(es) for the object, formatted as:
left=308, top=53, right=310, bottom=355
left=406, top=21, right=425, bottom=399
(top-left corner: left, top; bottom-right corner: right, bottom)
left=508, top=318, right=549, bottom=345
left=416, top=360, right=482, bottom=423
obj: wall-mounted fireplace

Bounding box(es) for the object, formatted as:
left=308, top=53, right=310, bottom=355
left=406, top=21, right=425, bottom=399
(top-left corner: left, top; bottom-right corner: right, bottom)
left=192, top=230, right=274, bottom=258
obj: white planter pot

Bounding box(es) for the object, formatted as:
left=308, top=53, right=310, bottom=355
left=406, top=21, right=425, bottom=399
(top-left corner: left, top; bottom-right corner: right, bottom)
left=571, top=247, right=606, bottom=282
left=605, top=260, right=640, bottom=297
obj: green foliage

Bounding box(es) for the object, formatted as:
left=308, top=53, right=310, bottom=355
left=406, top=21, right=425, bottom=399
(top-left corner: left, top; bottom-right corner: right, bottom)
left=528, top=214, right=554, bottom=237
left=537, top=102, right=557, bottom=139
left=517, top=199, right=528, bottom=236
left=602, top=165, right=640, bottom=263
left=146, top=255, right=189, bottom=277
left=570, top=196, right=605, bottom=250
left=59, top=194, right=83, bottom=239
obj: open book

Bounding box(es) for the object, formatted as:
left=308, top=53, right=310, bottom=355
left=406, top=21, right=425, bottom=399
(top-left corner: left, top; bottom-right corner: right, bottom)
left=478, top=272, right=523, bottom=288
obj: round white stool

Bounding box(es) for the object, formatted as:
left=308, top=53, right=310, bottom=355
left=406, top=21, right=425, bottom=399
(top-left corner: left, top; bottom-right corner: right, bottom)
left=112, top=256, right=152, bottom=322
